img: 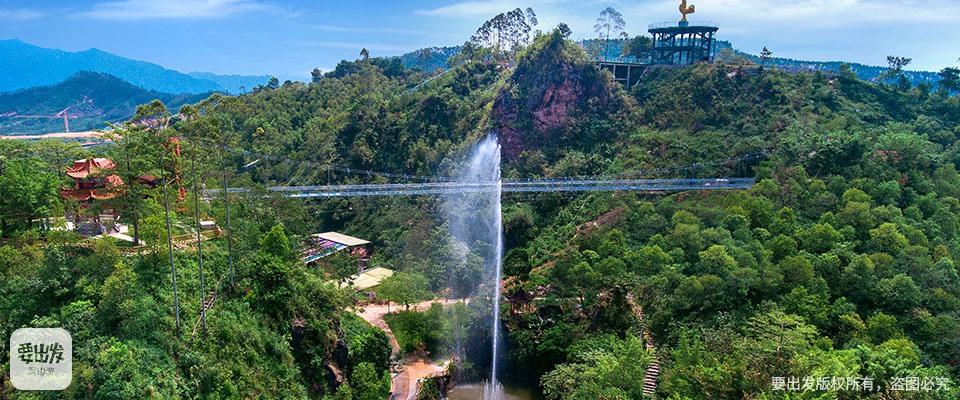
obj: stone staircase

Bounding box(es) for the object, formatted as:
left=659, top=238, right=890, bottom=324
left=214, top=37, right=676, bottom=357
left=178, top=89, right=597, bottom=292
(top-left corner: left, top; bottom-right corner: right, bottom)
left=629, top=295, right=660, bottom=398
left=642, top=330, right=660, bottom=397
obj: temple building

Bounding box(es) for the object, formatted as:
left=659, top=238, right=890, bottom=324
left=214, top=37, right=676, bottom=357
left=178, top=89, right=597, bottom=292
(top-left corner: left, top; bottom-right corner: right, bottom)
left=59, top=157, right=123, bottom=208
left=58, top=157, right=124, bottom=234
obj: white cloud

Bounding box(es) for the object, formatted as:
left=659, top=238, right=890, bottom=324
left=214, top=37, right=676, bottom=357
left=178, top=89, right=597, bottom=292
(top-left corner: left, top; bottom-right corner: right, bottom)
left=0, top=8, right=44, bottom=20
left=77, top=0, right=266, bottom=20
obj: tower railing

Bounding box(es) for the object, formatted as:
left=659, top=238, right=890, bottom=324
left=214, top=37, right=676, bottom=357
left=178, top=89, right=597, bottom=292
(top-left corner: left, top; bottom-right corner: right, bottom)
left=649, top=20, right=718, bottom=30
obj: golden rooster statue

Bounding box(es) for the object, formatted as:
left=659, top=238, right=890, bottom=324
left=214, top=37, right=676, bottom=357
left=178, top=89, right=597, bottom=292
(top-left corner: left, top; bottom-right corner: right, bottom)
left=679, top=0, right=695, bottom=22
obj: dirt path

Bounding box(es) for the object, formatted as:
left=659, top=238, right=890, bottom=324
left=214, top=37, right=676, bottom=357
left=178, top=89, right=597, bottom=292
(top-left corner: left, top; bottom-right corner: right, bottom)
left=351, top=299, right=463, bottom=353
left=350, top=299, right=464, bottom=400
left=397, top=358, right=449, bottom=400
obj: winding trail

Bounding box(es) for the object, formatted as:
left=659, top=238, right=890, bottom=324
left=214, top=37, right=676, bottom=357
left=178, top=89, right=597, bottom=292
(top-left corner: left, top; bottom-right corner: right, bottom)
left=350, top=299, right=464, bottom=400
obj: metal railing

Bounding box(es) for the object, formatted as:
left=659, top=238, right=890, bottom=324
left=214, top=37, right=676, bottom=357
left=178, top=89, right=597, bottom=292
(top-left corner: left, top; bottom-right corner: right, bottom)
left=595, top=56, right=652, bottom=65
left=648, top=20, right=719, bottom=30
left=205, top=177, right=754, bottom=198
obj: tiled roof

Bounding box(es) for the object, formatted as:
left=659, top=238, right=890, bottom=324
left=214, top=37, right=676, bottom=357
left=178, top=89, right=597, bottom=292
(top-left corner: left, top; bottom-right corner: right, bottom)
left=59, top=188, right=118, bottom=201
left=66, top=157, right=116, bottom=179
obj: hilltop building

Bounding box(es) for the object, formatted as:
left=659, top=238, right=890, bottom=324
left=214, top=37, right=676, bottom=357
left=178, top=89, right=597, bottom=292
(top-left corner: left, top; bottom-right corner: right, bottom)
left=648, top=1, right=718, bottom=65
left=598, top=1, right=718, bottom=86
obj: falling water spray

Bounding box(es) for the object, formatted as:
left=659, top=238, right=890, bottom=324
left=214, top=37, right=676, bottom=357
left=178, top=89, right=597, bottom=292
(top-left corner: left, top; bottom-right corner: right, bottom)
left=445, top=135, right=505, bottom=399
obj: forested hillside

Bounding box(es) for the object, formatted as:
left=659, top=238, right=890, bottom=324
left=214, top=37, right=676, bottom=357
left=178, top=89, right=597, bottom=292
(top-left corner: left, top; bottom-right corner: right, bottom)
left=2, top=25, right=960, bottom=399
left=0, top=72, right=211, bottom=135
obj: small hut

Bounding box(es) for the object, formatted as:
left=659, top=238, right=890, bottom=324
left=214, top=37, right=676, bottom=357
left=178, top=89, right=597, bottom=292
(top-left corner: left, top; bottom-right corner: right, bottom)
left=299, top=231, right=371, bottom=264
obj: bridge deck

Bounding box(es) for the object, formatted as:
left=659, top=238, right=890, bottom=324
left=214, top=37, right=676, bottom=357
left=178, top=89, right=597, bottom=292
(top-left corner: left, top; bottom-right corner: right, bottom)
left=206, top=177, right=753, bottom=198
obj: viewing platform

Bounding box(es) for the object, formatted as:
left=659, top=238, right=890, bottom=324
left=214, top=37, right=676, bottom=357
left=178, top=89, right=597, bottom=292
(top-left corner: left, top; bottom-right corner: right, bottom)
left=648, top=20, right=719, bottom=65
left=594, top=57, right=650, bottom=87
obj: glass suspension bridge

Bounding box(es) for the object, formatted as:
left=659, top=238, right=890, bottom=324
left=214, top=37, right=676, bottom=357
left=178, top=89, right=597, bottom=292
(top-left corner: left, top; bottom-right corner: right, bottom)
left=196, top=141, right=764, bottom=198
left=210, top=177, right=754, bottom=198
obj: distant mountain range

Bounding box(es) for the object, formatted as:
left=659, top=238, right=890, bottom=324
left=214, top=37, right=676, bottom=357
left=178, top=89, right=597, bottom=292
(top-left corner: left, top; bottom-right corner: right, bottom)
left=0, top=71, right=211, bottom=135
left=0, top=39, right=270, bottom=94
left=713, top=41, right=942, bottom=86
left=400, top=46, right=462, bottom=72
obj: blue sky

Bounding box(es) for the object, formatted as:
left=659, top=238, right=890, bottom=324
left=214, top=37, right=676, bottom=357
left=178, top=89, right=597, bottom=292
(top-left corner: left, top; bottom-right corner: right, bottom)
left=1, top=0, right=958, bottom=81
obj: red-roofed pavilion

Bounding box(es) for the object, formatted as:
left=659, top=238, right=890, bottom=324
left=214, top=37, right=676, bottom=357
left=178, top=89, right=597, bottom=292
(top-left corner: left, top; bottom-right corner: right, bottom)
left=59, top=157, right=123, bottom=206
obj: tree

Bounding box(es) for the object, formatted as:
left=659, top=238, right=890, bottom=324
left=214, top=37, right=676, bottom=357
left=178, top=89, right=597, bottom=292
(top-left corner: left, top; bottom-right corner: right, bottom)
left=124, top=100, right=183, bottom=337
left=359, top=48, right=370, bottom=60
left=310, top=68, right=323, bottom=84
left=796, top=223, right=842, bottom=254
left=556, top=22, right=572, bottom=39
left=376, top=272, right=431, bottom=311
left=875, top=274, right=921, bottom=313
left=469, top=8, right=538, bottom=58
left=834, top=62, right=856, bottom=79
left=869, top=223, right=909, bottom=254
left=101, top=122, right=158, bottom=245
left=259, top=224, right=293, bottom=260
left=760, top=46, right=773, bottom=68
left=886, top=55, right=912, bottom=72
left=267, top=76, right=280, bottom=90
left=937, top=67, right=959, bottom=97
left=569, top=261, right=600, bottom=307
left=698, top=245, right=738, bottom=276
left=0, top=149, right=60, bottom=234
left=746, top=310, right=816, bottom=364
left=621, top=35, right=653, bottom=61
left=348, top=327, right=392, bottom=373
left=351, top=362, right=390, bottom=400
left=525, top=7, right=538, bottom=34
left=594, top=7, right=627, bottom=60
left=866, top=313, right=901, bottom=343
left=541, top=335, right=651, bottom=399
left=879, top=55, right=911, bottom=86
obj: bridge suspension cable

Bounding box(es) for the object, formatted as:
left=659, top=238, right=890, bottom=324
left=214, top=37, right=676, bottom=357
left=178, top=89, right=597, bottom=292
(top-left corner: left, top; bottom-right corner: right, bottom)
left=182, top=136, right=765, bottom=199
left=207, top=177, right=753, bottom=198
left=183, top=136, right=768, bottom=184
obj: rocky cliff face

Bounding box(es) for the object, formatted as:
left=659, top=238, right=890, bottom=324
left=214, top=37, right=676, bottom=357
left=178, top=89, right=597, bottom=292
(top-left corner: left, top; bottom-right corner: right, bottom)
left=492, top=32, right=624, bottom=160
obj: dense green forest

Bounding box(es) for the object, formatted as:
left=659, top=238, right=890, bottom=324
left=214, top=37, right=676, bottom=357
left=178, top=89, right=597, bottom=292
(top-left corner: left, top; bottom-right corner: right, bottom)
left=2, top=23, right=960, bottom=399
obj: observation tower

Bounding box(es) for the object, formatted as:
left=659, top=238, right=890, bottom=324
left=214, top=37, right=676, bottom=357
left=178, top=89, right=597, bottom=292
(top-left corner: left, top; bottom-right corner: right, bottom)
left=648, top=0, right=718, bottom=65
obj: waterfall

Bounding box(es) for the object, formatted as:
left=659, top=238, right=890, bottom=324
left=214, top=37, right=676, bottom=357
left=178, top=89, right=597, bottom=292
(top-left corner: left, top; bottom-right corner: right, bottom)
left=445, top=135, right=505, bottom=400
